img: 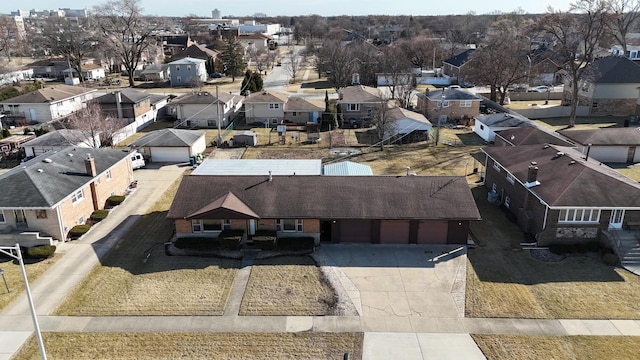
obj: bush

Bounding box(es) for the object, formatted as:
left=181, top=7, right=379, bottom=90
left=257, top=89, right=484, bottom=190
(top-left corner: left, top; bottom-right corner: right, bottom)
left=276, top=237, right=315, bottom=251
left=219, top=229, right=244, bottom=250
left=602, top=252, right=619, bottom=266
left=549, top=242, right=600, bottom=255
left=252, top=230, right=277, bottom=250
left=106, top=195, right=126, bottom=207
left=24, top=245, right=56, bottom=259
left=174, top=237, right=221, bottom=251
left=90, top=209, right=109, bottom=223
left=68, top=224, right=91, bottom=239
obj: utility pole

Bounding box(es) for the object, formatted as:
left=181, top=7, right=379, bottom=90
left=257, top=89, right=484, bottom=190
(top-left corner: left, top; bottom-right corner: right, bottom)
left=216, top=86, right=222, bottom=146
left=434, top=91, right=445, bottom=146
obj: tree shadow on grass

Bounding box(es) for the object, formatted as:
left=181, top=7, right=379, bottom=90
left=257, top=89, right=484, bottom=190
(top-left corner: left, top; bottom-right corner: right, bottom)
left=91, top=211, right=240, bottom=276
left=468, top=185, right=625, bottom=284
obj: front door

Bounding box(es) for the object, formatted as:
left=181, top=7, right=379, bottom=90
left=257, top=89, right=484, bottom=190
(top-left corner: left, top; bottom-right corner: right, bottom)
left=610, top=209, right=624, bottom=229
left=14, top=210, right=27, bottom=228
left=248, top=219, right=256, bottom=236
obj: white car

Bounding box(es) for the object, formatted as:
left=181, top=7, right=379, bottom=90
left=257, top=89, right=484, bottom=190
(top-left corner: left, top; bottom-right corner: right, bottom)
left=528, top=86, right=550, bottom=92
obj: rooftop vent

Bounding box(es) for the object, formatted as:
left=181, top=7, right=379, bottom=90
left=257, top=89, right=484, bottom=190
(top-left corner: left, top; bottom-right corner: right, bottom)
left=543, top=144, right=549, bottom=149
left=569, top=160, right=576, bottom=165
left=554, top=151, right=565, bottom=158
left=37, top=169, right=43, bottom=173
left=42, top=158, right=52, bottom=163
left=68, top=153, right=73, bottom=157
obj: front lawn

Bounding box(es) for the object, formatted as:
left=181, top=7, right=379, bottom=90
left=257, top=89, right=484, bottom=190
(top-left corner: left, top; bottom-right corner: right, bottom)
left=14, top=332, right=364, bottom=360
left=466, top=185, right=640, bottom=319
left=0, top=254, right=60, bottom=312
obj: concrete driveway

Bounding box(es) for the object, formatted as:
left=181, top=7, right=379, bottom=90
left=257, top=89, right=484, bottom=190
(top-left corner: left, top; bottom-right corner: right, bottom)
left=320, top=244, right=467, bottom=318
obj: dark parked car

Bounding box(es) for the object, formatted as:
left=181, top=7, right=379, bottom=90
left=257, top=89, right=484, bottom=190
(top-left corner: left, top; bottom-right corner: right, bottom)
left=210, top=72, right=223, bottom=78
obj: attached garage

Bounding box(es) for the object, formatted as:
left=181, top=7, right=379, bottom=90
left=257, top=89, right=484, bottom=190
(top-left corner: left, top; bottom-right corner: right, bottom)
left=379, top=220, right=410, bottom=244
left=417, top=220, right=448, bottom=244
left=150, top=147, right=190, bottom=163
left=336, top=220, right=371, bottom=242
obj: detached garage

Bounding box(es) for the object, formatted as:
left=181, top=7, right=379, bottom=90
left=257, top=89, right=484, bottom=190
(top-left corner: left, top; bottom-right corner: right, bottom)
left=130, top=128, right=206, bottom=163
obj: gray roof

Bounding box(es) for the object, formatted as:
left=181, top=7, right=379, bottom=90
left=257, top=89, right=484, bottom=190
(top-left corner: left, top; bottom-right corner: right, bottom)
left=22, top=129, right=92, bottom=147
left=338, top=85, right=383, bottom=103
left=420, top=88, right=482, bottom=101
left=0, top=147, right=130, bottom=208
left=323, top=161, right=373, bottom=176
left=170, top=91, right=238, bottom=105
left=168, top=57, right=207, bottom=65
left=168, top=175, right=481, bottom=220
left=96, top=88, right=151, bottom=104
left=284, top=97, right=324, bottom=112
left=588, top=56, right=640, bottom=84
left=191, top=159, right=322, bottom=176
left=558, top=128, right=640, bottom=146
left=495, top=127, right=573, bottom=147
left=483, top=144, right=640, bottom=207
left=475, top=113, right=531, bottom=128
left=129, top=129, right=205, bottom=148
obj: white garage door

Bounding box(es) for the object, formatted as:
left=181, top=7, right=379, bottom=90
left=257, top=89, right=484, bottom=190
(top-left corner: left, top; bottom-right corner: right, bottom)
left=150, top=147, right=189, bottom=162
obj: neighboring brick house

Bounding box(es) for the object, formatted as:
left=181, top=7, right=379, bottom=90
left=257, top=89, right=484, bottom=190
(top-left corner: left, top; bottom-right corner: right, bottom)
left=337, top=85, right=385, bottom=124
left=417, top=88, right=482, bottom=124
left=442, top=49, right=474, bottom=85
left=167, top=175, right=481, bottom=245
left=566, top=56, right=640, bottom=116
left=0, top=85, right=96, bottom=123
left=0, top=147, right=134, bottom=245
left=482, top=144, right=640, bottom=246
left=243, top=91, right=288, bottom=126
left=167, top=91, right=243, bottom=128
left=283, top=97, right=324, bottom=125
left=238, top=33, right=274, bottom=52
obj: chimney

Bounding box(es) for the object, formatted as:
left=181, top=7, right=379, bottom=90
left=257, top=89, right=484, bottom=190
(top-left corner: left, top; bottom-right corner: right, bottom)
left=115, top=91, right=123, bottom=119
left=268, top=170, right=272, bottom=182
left=525, top=161, right=539, bottom=188
left=85, top=154, right=97, bottom=177
left=406, top=166, right=411, bottom=176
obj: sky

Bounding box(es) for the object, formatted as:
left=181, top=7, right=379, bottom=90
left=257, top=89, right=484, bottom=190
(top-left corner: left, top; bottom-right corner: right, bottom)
left=2, top=0, right=574, bottom=17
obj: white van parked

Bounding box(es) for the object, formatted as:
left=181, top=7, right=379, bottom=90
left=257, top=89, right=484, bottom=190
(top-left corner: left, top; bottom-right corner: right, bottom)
left=130, top=151, right=146, bottom=169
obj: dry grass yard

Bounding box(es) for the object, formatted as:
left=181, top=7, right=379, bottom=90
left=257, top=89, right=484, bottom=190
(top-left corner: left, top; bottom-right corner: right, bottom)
left=472, top=334, right=640, bottom=360
left=240, top=256, right=338, bottom=316
left=55, top=176, right=240, bottom=316
left=0, top=255, right=61, bottom=312
left=14, top=332, right=364, bottom=360
left=532, top=116, right=626, bottom=131
left=466, top=185, right=640, bottom=319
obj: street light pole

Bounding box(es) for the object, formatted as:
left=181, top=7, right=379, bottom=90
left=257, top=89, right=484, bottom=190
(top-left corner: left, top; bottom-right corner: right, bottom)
left=0, top=244, right=47, bottom=360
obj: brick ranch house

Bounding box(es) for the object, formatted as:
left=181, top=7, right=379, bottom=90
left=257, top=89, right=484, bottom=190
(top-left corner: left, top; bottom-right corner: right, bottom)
left=0, top=147, right=135, bottom=246
left=167, top=175, right=481, bottom=245
left=482, top=144, right=640, bottom=246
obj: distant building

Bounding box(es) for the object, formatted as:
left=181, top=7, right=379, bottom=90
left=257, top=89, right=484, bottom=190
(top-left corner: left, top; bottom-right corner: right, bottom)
left=212, top=8, right=221, bottom=19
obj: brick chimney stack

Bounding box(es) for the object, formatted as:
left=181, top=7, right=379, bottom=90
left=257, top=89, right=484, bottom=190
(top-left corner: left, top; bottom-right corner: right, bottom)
left=85, top=154, right=97, bottom=177
left=525, top=161, right=540, bottom=188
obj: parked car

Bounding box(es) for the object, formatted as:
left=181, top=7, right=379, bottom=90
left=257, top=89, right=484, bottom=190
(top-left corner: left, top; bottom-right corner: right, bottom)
left=276, top=61, right=282, bottom=67
left=528, top=86, right=550, bottom=92
left=210, top=72, right=223, bottom=78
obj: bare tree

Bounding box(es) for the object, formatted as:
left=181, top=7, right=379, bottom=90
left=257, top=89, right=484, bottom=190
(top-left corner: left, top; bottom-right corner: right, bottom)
left=540, top=0, right=611, bottom=127
left=37, top=17, right=96, bottom=84
left=316, top=39, right=356, bottom=92
left=371, top=94, right=396, bottom=150
left=64, top=102, right=126, bottom=148
left=465, top=17, right=533, bottom=104
left=397, top=32, right=442, bottom=71
left=284, top=45, right=302, bottom=83
left=379, top=45, right=412, bottom=100
left=608, top=0, right=640, bottom=54
left=0, top=16, right=21, bottom=61
left=93, top=0, right=161, bottom=87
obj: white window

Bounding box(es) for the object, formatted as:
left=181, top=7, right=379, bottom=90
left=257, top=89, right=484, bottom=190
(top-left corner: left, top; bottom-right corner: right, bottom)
left=276, top=219, right=303, bottom=232
left=438, top=100, right=450, bottom=108
left=0, top=210, right=5, bottom=223
left=78, top=216, right=85, bottom=225
left=192, top=220, right=202, bottom=232
left=506, top=173, right=515, bottom=184
left=106, top=169, right=112, bottom=181
left=192, top=219, right=231, bottom=232
left=493, top=160, right=501, bottom=172
left=347, top=104, right=360, bottom=111
left=269, top=103, right=280, bottom=110
left=558, top=208, right=600, bottom=224
left=460, top=100, right=472, bottom=107
left=504, top=196, right=511, bottom=209
left=71, top=189, right=84, bottom=203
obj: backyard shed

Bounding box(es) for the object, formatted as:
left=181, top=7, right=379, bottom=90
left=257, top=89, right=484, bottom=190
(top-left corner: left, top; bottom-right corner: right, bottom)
left=233, top=131, right=257, bottom=147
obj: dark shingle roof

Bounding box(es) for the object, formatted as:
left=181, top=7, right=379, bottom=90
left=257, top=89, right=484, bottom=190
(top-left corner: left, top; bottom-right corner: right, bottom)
left=22, top=129, right=92, bottom=147
left=167, top=175, right=481, bottom=221
left=443, top=49, right=474, bottom=68
left=475, top=113, right=531, bottom=128
left=96, top=88, right=151, bottom=104
left=129, top=129, right=204, bottom=147
left=495, top=127, right=573, bottom=147
left=243, top=91, right=289, bottom=104
left=558, top=128, right=640, bottom=146
left=284, top=97, right=323, bottom=112
left=0, top=85, right=95, bottom=104
left=0, top=147, right=129, bottom=208
left=422, top=88, right=482, bottom=101
left=589, top=56, right=640, bottom=84
left=483, top=144, right=640, bottom=207
left=170, top=91, right=237, bottom=105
